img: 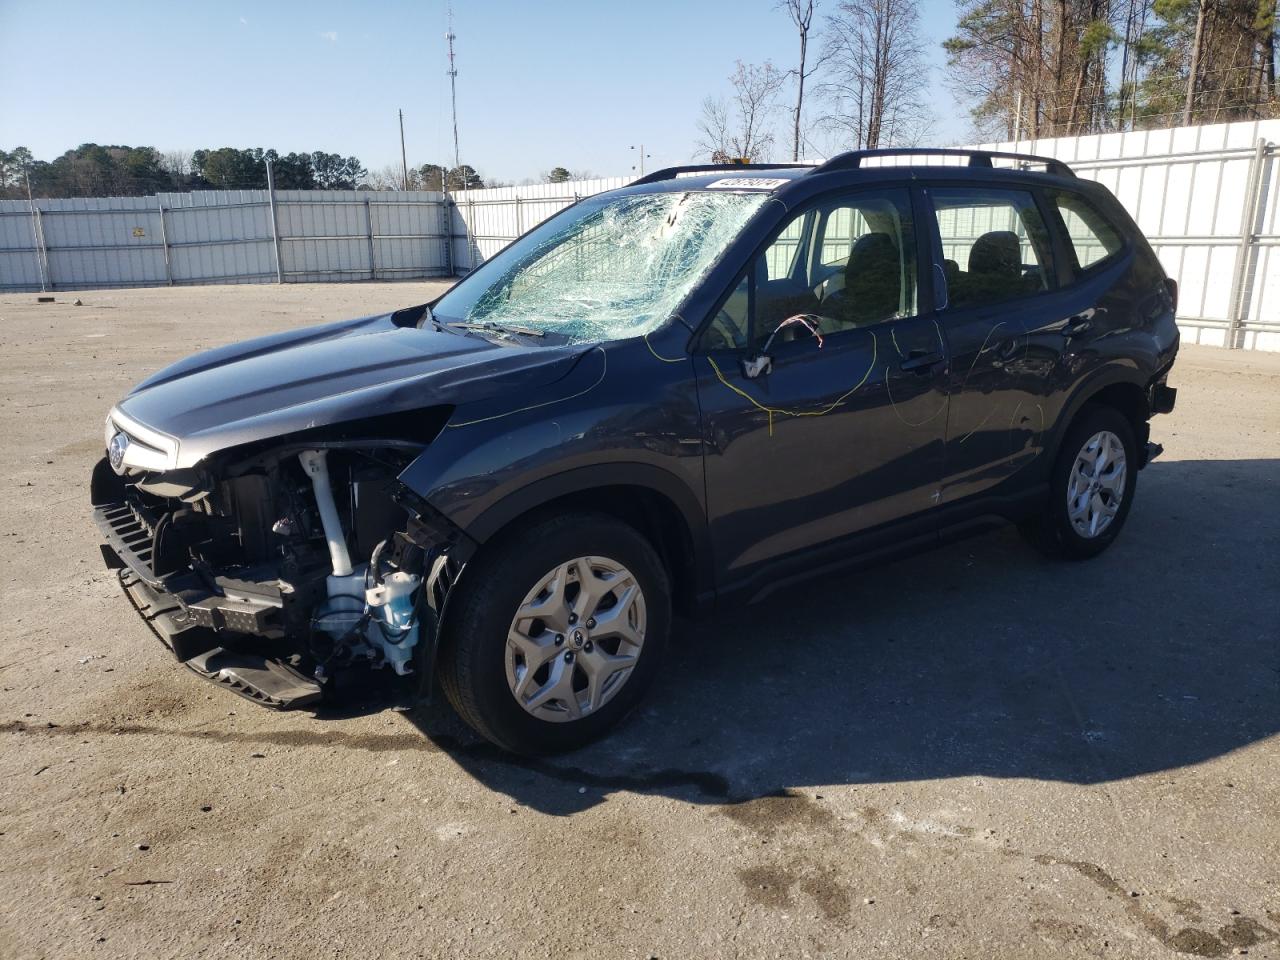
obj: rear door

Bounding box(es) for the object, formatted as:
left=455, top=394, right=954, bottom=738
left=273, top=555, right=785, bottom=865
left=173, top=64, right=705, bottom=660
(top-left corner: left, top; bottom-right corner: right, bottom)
left=695, top=186, right=950, bottom=585
left=923, top=183, right=1070, bottom=503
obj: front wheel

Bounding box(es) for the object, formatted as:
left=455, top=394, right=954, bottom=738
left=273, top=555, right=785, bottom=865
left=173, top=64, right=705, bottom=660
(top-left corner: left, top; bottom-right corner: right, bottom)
left=437, top=512, right=671, bottom=755
left=1020, top=405, right=1139, bottom=560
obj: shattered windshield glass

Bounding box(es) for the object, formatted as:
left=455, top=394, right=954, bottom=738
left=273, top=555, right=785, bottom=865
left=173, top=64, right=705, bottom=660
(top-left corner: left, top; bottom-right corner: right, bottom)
left=431, top=191, right=769, bottom=344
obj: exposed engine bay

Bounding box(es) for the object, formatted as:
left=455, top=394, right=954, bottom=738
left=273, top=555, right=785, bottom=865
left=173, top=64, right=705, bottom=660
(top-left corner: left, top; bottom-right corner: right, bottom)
left=91, top=427, right=462, bottom=708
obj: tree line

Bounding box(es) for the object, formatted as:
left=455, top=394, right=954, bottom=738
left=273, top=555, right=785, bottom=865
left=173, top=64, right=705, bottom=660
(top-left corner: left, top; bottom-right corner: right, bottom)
left=0, top=144, right=495, bottom=200
left=697, top=0, right=1279, bottom=162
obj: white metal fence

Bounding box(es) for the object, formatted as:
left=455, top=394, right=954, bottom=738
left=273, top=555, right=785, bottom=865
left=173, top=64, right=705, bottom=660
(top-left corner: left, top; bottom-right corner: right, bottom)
left=0, top=189, right=450, bottom=289
left=2, top=120, right=1277, bottom=350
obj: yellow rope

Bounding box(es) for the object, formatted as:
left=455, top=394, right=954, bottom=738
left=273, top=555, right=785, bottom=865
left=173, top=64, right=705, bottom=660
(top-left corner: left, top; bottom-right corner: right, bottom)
left=644, top=332, right=685, bottom=363
left=706, top=332, right=878, bottom=437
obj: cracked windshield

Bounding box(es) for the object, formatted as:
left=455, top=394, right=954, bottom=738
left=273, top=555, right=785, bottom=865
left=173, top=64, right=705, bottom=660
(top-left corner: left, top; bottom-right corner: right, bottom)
left=432, top=190, right=769, bottom=343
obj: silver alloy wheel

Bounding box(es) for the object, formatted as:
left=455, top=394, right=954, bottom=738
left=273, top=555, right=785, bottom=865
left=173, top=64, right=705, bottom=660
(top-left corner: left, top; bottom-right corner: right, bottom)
left=504, top=555, right=647, bottom=723
left=1066, top=429, right=1127, bottom=538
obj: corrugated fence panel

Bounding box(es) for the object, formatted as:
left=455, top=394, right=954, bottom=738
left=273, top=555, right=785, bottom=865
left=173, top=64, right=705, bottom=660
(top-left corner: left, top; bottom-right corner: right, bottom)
left=0, top=203, right=45, bottom=288
left=160, top=191, right=275, bottom=284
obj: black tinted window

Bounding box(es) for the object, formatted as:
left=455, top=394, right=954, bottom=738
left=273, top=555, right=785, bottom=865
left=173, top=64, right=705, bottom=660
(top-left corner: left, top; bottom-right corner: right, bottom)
left=1054, top=192, right=1125, bottom=270
left=930, top=188, right=1055, bottom=310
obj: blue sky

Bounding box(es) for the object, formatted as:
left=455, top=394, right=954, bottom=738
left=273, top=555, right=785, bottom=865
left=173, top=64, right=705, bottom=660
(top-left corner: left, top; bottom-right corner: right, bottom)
left=0, top=0, right=968, bottom=183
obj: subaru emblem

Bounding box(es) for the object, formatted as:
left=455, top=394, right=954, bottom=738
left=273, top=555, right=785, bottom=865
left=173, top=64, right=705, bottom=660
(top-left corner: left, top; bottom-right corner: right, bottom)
left=108, top=431, right=130, bottom=474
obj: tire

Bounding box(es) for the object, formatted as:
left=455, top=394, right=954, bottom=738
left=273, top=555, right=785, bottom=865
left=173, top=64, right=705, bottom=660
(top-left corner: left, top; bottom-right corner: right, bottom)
left=1020, top=405, right=1139, bottom=560
left=437, top=511, right=671, bottom=755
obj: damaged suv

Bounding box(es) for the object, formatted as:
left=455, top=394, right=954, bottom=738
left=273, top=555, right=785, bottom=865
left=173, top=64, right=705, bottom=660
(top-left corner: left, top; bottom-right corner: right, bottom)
left=93, top=149, right=1179, bottom=754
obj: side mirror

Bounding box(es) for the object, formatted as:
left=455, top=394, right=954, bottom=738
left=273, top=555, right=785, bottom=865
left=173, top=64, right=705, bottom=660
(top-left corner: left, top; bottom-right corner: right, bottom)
left=742, top=314, right=824, bottom=379
left=742, top=354, right=772, bottom=379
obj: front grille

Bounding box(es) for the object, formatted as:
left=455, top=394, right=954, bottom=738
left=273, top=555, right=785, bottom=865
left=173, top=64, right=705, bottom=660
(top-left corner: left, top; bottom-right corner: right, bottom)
left=95, top=498, right=162, bottom=585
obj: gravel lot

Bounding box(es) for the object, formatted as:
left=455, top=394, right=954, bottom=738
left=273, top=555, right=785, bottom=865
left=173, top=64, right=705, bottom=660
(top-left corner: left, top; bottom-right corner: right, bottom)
left=1, top=283, right=1278, bottom=960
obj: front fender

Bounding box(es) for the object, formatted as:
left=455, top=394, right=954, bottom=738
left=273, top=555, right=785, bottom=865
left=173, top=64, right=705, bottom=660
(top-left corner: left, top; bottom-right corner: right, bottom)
left=396, top=334, right=707, bottom=547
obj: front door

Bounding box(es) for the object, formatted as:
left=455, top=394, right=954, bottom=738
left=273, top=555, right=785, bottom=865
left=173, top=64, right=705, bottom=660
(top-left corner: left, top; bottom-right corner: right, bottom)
left=695, top=187, right=951, bottom=587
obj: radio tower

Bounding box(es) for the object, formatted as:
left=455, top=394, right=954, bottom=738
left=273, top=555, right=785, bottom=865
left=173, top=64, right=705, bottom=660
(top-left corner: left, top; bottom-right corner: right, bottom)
left=446, top=6, right=461, bottom=176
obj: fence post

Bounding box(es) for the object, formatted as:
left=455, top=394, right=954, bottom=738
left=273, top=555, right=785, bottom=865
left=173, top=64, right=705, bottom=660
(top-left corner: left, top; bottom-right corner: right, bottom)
left=514, top=195, right=523, bottom=236
left=24, top=170, right=48, bottom=292
left=157, top=199, right=173, bottom=285
left=440, top=184, right=454, bottom=277
left=33, top=206, right=51, bottom=291
left=1225, top=137, right=1267, bottom=349
left=468, top=192, right=476, bottom=271
left=265, top=159, right=284, bottom=284
left=364, top=196, right=376, bottom=280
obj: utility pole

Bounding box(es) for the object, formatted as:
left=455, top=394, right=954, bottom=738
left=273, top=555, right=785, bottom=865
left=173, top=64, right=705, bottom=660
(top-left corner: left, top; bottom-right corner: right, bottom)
left=399, top=109, right=409, bottom=190
left=630, top=144, right=650, bottom=176
left=446, top=7, right=461, bottom=177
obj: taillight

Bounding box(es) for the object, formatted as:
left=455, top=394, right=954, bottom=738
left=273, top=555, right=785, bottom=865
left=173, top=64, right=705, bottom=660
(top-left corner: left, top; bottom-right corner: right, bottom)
left=1164, top=277, right=1178, bottom=314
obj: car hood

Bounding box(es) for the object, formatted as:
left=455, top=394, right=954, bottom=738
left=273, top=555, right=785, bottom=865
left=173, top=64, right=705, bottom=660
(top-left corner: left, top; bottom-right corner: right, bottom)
left=114, top=312, right=586, bottom=469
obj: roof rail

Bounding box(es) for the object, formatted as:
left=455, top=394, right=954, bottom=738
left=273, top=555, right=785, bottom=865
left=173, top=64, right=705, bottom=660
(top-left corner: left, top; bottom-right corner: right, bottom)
left=630, top=163, right=811, bottom=186
left=812, top=148, right=1075, bottom=178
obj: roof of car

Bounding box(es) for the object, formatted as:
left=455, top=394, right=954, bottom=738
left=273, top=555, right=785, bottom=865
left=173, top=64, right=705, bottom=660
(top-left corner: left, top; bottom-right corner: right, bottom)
left=619, top=149, right=1077, bottom=197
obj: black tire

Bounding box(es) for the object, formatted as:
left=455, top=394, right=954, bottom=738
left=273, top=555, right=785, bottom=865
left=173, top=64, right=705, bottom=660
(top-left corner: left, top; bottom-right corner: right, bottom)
left=1020, top=405, right=1139, bottom=560
left=437, top=511, right=671, bottom=755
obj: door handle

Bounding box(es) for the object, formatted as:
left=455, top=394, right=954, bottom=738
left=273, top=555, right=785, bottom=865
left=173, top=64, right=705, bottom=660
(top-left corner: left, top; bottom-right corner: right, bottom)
left=900, top=351, right=944, bottom=374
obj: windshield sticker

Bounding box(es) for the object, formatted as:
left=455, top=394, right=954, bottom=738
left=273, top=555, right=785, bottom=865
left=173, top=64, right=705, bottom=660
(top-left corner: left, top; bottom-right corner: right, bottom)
left=705, top=177, right=789, bottom=191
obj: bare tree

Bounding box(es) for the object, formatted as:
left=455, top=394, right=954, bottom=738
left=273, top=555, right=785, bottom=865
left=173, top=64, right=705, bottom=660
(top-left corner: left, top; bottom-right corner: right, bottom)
left=160, top=150, right=192, bottom=178
left=820, top=0, right=931, bottom=149
left=779, top=0, right=822, bottom=161
left=696, top=61, right=787, bottom=161
left=1184, top=0, right=1209, bottom=124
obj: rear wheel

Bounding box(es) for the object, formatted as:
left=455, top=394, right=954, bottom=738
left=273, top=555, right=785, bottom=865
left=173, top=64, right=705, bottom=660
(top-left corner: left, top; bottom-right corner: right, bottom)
left=1020, top=405, right=1138, bottom=560
left=437, top=512, right=670, bottom=754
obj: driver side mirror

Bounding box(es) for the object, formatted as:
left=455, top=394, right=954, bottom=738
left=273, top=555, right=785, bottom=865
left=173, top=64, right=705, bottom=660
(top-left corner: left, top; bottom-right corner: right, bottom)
left=742, top=314, right=824, bottom=379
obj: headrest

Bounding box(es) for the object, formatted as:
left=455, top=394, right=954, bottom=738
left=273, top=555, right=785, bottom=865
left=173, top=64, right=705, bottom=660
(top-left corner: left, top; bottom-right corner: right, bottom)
left=845, top=233, right=898, bottom=279
left=969, top=230, right=1022, bottom=276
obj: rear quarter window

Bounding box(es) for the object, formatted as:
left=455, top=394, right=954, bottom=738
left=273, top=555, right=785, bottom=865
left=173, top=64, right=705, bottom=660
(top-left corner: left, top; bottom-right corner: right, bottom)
left=1053, top=192, right=1125, bottom=271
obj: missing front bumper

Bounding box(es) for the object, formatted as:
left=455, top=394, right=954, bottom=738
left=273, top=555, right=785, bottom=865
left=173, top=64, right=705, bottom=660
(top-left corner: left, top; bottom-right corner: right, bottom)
left=113, top=562, right=323, bottom=708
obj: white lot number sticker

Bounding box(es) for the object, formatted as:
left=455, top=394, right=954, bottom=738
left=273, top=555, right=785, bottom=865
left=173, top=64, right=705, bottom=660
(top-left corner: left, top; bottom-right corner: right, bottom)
left=705, top=177, right=789, bottom=190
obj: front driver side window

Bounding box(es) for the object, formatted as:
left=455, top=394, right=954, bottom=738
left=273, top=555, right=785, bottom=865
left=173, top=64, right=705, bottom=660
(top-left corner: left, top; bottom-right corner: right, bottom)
left=701, top=189, right=917, bottom=351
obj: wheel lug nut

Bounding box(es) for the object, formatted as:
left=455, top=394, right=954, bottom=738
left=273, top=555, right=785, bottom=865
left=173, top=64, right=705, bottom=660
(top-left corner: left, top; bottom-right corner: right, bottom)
left=564, top=651, right=574, bottom=663
left=584, top=641, right=593, bottom=653
left=586, top=618, right=596, bottom=629
left=568, top=614, right=577, bottom=625
left=554, top=634, right=564, bottom=646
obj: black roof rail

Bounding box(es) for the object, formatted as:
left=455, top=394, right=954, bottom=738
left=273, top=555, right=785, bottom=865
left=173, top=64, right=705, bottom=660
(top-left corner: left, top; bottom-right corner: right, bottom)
left=812, top=148, right=1075, bottom=178
left=630, top=163, right=811, bottom=186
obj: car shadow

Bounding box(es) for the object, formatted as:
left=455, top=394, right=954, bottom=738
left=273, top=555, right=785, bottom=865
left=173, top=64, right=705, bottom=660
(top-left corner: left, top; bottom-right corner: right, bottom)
left=362, top=456, right=1279, bottom=816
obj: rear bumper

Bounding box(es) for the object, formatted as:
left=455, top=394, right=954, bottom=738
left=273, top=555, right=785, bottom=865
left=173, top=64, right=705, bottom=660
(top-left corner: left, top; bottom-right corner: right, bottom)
left=1151, top=382, right=1177, bottom=415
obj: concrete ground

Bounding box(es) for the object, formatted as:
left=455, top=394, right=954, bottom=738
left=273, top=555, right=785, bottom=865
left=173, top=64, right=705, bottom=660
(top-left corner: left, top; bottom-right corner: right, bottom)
left=0, top=283, right=1277, bottom=960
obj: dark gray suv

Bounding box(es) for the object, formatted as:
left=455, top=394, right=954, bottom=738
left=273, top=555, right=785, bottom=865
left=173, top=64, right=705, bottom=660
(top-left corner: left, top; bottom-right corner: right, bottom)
left=93, top=149, right=1180, bottom=754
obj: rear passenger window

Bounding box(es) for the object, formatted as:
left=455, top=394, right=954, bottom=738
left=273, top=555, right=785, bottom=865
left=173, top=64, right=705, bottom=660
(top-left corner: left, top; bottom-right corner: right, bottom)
left=1053, top=192, right=1124, bottom=270
left=929, top=188, right=1055, bottom=310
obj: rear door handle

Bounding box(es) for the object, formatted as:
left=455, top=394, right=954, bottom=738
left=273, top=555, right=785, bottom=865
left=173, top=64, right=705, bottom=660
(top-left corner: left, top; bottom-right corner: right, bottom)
left=900, top=351, right=944, bottom=374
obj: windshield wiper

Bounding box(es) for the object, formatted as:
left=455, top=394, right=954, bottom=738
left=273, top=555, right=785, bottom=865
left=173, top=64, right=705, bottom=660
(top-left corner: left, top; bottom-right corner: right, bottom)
left=447, top=321, right=546, bottom=339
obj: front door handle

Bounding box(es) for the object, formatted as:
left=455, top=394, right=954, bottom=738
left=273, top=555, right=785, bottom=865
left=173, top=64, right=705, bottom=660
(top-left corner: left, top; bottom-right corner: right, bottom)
left=900, top=351, right=944, bottom=374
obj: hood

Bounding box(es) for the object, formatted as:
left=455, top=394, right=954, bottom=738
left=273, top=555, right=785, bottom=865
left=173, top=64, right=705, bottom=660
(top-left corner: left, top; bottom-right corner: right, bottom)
left=114, top=312, right=585, bottom=469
